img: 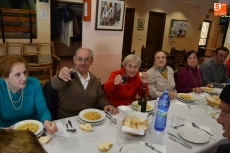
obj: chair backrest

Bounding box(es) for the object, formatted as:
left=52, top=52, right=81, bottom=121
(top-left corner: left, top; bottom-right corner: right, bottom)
left=28, top=61, right=53, bottom=85
left=42, top=81, right=59, bottom=120
left=0, top=43, right=7, bottom=57
left=170, top=47, right=186, bottom=56
left=22, top=43, right=40, bottom=56
left=141, top=45, right=154, bottom=65
left=38, top=42, right=55, bottom=55
left=6, top=42, right=23, bottom=55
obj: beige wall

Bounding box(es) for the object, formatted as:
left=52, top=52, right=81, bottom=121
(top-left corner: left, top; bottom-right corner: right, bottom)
left=82, top=0, right=123, bottom=83
left=126, top=0, right=220, bottom=57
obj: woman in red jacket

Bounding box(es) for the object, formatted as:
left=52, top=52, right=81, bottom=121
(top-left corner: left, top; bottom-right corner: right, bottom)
left=104, top=54, right=149, bottom=107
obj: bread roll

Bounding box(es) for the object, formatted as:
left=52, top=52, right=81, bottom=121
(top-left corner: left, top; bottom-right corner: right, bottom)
left=131, top=116, right=145, bottom=125
left=98, top=142, right=113, bottom=152
left=38, top=135, right=51, bottom=144
left=79, top=123, right=93, bottom=132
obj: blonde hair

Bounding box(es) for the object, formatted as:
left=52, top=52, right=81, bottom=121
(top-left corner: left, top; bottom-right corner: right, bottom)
left=0, top=130, right=46, bottom=153
left=122, top=54, right=141, bottom=68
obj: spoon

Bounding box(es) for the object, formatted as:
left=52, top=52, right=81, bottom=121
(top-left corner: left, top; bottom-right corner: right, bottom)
left=173, top=124, right=184, bottom=129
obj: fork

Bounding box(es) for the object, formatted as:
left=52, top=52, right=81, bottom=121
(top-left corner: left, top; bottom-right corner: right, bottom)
left=105, top=111, right=117, bottom=121
left=66, top=123, right=75, bottom=132
left=169, top=136, right=192, bottom=149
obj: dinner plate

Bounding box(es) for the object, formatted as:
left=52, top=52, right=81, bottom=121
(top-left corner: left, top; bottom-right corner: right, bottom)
left=77, top=116, right=104, bottom=125
left=120, top=143, right=154, bottom=153
left=79, top=109, right=105, bottom=123
left=176, top=97, right=195, bottom=104
left=131, top=101, right=155, bottom=112
left=178, top=125, right=209, bottom=143
left=177, top=93, right=195, bottom=102
left=14, top=120, right=44, bottom=135
left=36, top=129, right=44, bottom=137
left=200, top=87, right=216, bottom=94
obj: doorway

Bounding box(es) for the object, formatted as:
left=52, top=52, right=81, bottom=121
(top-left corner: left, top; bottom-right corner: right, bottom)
left=199, top=20, right=211, bottom=47
left=146, top=11, right=166, bottom=51
left=122, top=8, right=135, bottom=61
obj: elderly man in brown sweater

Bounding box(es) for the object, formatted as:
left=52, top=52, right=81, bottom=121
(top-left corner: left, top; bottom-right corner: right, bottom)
left=51, top=48, right=118, bottom=118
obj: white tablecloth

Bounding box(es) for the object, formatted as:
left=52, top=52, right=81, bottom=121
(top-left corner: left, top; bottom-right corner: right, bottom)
left=43, top=92, right=227, bottom=153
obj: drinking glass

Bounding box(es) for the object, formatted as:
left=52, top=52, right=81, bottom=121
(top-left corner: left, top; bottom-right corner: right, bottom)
left=116, top=128, right=133, bottom=145
left=170, top=116, right=185, bottom=128
left=205, top=105, right=213, bottom=116
left=121, top=75, right=128, bottom=85
left=195, top=99, right=200, bottom=108
left=199, top=99, right=206, bottom=108
left=69, top=69, right=76, bottom=79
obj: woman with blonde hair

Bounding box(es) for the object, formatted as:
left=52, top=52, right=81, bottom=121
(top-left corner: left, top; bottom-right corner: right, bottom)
left=0, top=55, right=57, bottom=134
left=0, top=129, right=46, bottom=153
left=104, top=54, right=149, bottom=107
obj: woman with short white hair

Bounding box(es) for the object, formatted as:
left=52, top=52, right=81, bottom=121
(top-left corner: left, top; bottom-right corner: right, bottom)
left=104, top=54, right=149, bottom=107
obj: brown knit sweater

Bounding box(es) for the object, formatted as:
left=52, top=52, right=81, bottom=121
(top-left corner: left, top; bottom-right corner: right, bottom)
left=51, top=72, right=110, bottom=118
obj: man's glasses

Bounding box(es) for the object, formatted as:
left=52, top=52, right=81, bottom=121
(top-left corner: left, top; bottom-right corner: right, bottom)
left=75, top=57, right=91, bottom=63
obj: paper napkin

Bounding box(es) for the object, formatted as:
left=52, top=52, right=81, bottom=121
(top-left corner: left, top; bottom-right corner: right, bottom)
left=54, top=120, right=70, bottom=137
left=138, top=141, right=167, bottom=153
left=117, top=105, right=133, bottom=112
left=186, top=123, right=215, bottom=140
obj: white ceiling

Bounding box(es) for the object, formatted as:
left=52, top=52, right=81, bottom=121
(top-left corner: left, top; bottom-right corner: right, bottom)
left=166, top=0, right=219, bottom=7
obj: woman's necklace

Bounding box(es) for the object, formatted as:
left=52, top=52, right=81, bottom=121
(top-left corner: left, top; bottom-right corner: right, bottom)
left=5, top=81, right=24, bottom=110
left=188, top=68, right=202, bottom=87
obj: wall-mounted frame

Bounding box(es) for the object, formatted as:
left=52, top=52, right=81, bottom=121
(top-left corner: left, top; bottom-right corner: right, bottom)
left=83, top=0, right=91, bottom=21
left=39, top=0, right=48, bottom=2
left=137, top=19, right=144, bottom=30
left=95, top=0, right=125, bottom=31
left=170, top=19, right=187, bottom=37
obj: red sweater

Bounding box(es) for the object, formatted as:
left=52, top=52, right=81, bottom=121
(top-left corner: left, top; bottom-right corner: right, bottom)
left=104, top=69, right=149, bottom=107
left=176, top=65, right=203, bottom=93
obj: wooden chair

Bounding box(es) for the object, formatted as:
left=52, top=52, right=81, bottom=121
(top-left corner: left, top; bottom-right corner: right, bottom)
left=169, top=47, right=186, bottom=70
left=22, top=43, right=40, bottom=56
left=6, top=42, right=23, bottom=55
left=28, top=61, right=53, bottom=85
left=0, top=43, right=7, bottom=57
left=42, top=81, right=59, bottom=120
left=140, top=45, right=154, bottom=71
left=38, top=42, right=61, bottom=75
left=170, top=47, right=186, bottom=55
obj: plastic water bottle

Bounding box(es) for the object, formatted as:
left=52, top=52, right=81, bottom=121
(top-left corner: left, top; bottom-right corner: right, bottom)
left=154, top=90, right=170, bottom=131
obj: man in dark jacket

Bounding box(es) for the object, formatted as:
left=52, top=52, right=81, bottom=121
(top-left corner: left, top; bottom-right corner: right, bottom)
left=216, top=85, right=230, bottom=152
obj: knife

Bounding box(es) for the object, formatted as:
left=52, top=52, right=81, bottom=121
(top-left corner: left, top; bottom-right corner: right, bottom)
left=68, top=120, right=73, bottom=128
left=167, top=132, right=193, bottom=148
left=169, top=136, right=192, bottom=150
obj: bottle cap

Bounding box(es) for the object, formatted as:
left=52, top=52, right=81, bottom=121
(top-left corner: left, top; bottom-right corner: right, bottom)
left=163, top=90, right=168, bottom=93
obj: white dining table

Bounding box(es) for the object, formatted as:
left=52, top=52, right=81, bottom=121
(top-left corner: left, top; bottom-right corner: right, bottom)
left=43, top=91, right=228, bottom=153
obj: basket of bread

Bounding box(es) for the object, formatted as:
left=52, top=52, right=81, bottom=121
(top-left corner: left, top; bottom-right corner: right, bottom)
left=121, top=111, right=149, bottom=136
left=206, top=95, right=220, bottom=108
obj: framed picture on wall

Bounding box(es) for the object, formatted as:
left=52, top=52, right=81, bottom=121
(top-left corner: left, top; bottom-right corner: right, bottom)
left=170, top=19, right=187, bottom=37
left=95, top=0, right=125, bottom=31
left=137, top=19, right=144, bottom=30
left=39, top=0, right=49, bottom=2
